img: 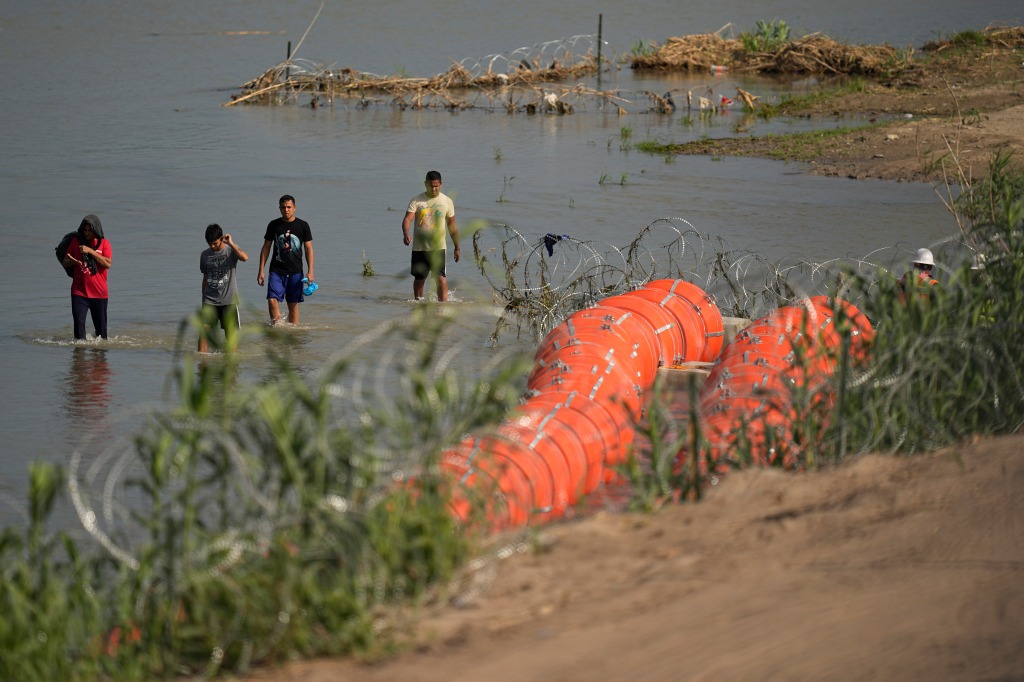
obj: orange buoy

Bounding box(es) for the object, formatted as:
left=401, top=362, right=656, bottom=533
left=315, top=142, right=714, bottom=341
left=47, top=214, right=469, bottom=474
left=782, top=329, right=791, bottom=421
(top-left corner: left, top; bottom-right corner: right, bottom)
left=566, top=306, right=661, bottom=384
left=525, top=386, right=636, bottom=467
left=511, top=395, right=605, bottom=495
left=441, top=440, right=533, bottom=529
left=498, top=416, right=588, bottom=507
left=597, top=294, right=684, bottom=368
left=644, top=279, right=725, bottom=362
left=460, top=433, right=558, bottom=524
left=626, top=287, right=708, bottom=363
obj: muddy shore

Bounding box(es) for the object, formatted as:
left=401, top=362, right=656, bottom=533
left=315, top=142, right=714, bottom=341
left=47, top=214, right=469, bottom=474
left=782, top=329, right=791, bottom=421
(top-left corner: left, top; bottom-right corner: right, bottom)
left=669, top=30, right=1024, bottom=182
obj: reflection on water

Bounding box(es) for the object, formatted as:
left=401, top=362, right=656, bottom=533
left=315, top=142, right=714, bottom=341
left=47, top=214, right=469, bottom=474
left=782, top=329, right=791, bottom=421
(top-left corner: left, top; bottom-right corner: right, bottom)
left=64, top=347, right=113, bottom=434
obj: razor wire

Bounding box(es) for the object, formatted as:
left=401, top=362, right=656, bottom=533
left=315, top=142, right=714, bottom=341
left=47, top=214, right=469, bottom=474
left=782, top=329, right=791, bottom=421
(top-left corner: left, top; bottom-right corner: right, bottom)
left=227, top=36, right=697, bottom=115
left=53, top=214, right=1011, bottom=659
left=469, top=216, right=985, bottom=340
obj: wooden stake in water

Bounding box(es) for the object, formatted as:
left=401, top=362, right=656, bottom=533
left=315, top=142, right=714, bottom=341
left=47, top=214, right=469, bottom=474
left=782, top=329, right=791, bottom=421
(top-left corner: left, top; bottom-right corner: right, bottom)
left=596, top=14, right=603, bottom=91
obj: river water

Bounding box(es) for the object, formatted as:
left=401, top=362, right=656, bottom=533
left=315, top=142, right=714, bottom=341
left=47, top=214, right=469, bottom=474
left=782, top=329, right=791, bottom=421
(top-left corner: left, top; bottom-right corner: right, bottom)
left=0, top=0, right=1019, bottom=525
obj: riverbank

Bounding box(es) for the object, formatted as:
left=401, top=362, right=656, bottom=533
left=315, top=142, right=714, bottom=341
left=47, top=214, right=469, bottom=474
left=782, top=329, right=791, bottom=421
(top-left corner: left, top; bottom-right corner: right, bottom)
left=660, top=26, right=1024, bottom=182
left=246, top=434, right=1024, bottom=682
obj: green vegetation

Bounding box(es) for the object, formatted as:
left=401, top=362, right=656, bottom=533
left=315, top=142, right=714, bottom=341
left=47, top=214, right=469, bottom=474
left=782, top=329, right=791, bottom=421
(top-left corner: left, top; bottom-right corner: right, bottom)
left=361, top=250, right=375, bottom=276
left=635, top=139, right=670, bottom=155
left=926, top=29, right=988, bottom=52
left=739, top=19, right=791, bottom=53
left=636, top=123, right=884, bottom=163
left=630, top=39, right=656, bottom=58
left=619, top=124, right=634, bottom=151
left=754, top=80, right=869, bottom=118
left=628, top=150, right=1024, bottom=495
left=834, top=152, right=1024, bottom=452
left=1, top=309, right=530, bottom=680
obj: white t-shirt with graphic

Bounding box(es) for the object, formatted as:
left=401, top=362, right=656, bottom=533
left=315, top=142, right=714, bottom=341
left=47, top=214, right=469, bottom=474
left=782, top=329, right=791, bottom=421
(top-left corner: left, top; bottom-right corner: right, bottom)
left=407, top=191, right=455, bottom=252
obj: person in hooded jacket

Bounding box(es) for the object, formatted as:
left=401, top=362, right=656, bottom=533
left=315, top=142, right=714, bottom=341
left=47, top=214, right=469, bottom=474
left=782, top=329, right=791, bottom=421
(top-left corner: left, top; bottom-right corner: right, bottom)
left=62, top=214, right=112, bottom=340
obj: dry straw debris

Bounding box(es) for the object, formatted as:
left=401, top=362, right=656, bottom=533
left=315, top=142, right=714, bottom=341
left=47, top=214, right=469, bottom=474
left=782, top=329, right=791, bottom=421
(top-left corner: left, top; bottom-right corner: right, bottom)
left=630, top=30, right=908, bottom=77
left=226, top=54, right=601, bottom=111
left=226, top=26, right=1024, bottom=112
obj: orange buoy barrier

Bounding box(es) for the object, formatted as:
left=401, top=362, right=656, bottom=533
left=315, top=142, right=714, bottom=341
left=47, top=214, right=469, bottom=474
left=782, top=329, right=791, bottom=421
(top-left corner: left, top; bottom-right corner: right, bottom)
left=644, top=279, right=725, bottom=362
left=441, top=436, right=537, bottom=529
left=497, top=418, right=588, bottom=508
left=532, top=336, right=641, bottom=384
left=627, top=287, right=708, bottom=363
left=539, top=307, right=660, bottom=386
left=524, top=387, right=636, bottom=469
left=511, top=395, right=607, bottom=495
left=695, top=298, right=873, bottom=469
left=433, top=279, right=729, bottom=532
left=574, top=305, right=663, bottom=370
left=527, top=348, right=644, bottom=416
left=597, top=294, right=683, bottom=367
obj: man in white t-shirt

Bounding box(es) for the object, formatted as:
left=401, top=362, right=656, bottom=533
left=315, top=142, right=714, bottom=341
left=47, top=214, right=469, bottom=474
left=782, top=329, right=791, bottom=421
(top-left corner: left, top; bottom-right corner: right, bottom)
left=401, top=170, right=460, bottom=301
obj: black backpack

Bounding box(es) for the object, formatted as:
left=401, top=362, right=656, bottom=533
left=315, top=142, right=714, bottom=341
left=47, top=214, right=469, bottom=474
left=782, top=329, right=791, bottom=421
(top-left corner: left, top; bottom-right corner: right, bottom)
left=56, top=231, right=78, bottom=277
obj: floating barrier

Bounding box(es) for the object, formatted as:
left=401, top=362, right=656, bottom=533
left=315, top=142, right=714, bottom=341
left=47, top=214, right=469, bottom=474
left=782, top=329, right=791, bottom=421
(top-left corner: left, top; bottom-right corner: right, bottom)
left=540, top=307, right=660, bottom=386
left=696, top=297, right=873, bottom=469
left=597, top=294, right=683, bottom=367
left=435, top=279, right=738, bottom=531
left=644, top=279, right=726, bottom=363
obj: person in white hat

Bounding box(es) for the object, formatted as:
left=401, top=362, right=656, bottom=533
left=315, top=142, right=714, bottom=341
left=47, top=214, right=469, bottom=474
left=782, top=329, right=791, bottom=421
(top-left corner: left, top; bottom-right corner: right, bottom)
left=898, top=247, right=939, bottom=302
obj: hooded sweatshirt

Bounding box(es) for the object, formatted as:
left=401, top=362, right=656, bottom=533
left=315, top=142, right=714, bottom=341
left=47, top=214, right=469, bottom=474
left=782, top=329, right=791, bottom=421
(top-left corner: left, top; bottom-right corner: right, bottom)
left=68, top=214, right=111, bottom=299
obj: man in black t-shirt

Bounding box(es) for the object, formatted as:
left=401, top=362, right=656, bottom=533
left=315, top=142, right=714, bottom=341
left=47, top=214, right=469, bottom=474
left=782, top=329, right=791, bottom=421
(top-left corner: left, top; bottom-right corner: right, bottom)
left=257, top=194, right=315, bottom=325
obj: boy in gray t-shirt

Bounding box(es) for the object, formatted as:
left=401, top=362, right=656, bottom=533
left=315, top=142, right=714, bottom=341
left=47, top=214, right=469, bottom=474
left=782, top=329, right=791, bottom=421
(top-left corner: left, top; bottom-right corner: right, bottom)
left=199, top=223, right=249, bottom=353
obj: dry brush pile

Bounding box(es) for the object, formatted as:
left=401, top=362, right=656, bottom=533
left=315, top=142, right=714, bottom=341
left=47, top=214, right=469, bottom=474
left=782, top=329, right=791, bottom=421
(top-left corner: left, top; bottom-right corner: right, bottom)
left=630, top=31, right=908, bottom=77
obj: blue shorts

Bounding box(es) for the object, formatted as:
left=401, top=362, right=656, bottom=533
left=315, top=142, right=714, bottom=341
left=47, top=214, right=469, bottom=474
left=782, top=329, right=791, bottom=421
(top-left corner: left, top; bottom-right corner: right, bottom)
left=267, top=271, right=305, bottom=303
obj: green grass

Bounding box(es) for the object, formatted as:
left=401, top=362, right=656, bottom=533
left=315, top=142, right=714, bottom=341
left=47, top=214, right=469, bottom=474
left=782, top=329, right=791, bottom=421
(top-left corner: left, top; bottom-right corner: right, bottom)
left=636, top=122, right=884, bottom=163
left=1, top=309, right=530, bottom=680
left=630, top=39, right=656, bottom=58
left=624, top=149, right=1024, bottom=491
left=755, top=81, right=868, bottom=118
left=739, top=19, right=791, bottom=53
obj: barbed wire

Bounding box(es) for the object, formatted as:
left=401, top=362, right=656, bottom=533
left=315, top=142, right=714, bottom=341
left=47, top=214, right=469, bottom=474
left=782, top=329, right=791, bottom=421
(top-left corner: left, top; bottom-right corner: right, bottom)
left=225, top=36, right=704, bottom=115
left=471, top=216, right=979, bottom=340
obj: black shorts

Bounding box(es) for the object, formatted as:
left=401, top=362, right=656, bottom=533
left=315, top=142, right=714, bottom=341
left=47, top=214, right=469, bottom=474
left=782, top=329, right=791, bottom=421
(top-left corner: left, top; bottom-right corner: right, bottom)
left=201, top=303, right=240, bottom=332
left=410, top=250, right=446, bottom=279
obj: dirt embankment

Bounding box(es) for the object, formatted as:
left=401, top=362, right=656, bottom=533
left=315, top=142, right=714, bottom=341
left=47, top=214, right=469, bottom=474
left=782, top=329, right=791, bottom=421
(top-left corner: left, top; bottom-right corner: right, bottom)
left=672, top=30, right=1024, bottom=182
left=246, top=435, right=1024, bottom=682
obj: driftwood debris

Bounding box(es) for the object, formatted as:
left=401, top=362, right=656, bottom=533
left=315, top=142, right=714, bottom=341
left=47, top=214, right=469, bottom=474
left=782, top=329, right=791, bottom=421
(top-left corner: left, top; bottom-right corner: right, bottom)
left=226, top=55, right=600, bottom=111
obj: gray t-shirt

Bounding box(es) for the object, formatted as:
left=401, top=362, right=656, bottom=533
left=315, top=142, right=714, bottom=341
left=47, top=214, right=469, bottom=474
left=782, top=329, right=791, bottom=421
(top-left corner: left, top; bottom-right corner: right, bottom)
left=200, top=246, right=240, bottom=305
